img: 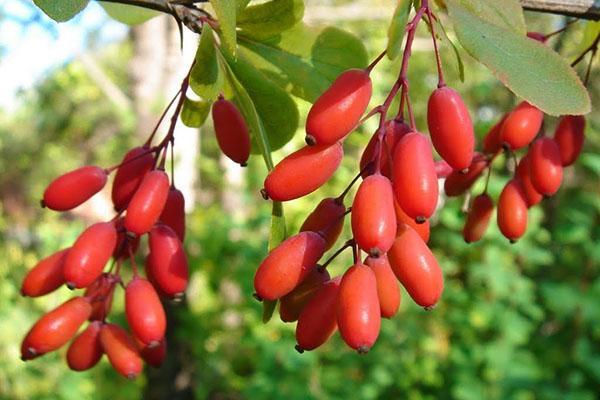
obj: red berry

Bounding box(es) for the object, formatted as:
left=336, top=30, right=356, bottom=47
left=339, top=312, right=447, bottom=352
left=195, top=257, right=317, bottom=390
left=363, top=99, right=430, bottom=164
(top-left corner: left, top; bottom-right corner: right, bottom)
left=482, top=114, right=507, bottom=154
left=444, top=154, right=488, bottom=197
left=295, top=277, right=341, bottom=352
left=299, top=198, right=346, bottom=251
left=113, top=217, right=140, bottom=260
left=365, top=255, right=400, bottom=318
left=67, top=321, right=103, bottom=371
left=501, top=102, right=543, bottom=150
left=159, top=187, right=186, bottom=242
left=515, top=155, right=543, bottom=207
left=434, top=160, right=453, bottom=179
left=529, top=137, right=563, bottom=195
left=124, top=169, right=170, bottom=235
left=100, top=324, right=143, bottom=379
left=21, top=296, right=92, bottom=360
left=351, top=174, right=396, bottom=256
left=553, top=115, right=585, bottom=166
left=360, top=119, right=410, bottom=177
left=497, top=179, right=528, bottom=242
left=392, top=132, right=438, bottom=221
left=394, top=200, right=430, bottom=243
left=388, top=224, right=444, bottom=308
left=337, top=263, right=381, bottom=353
left=125, top=277, right=166, bottom=346
left=138, top=338, right=167, bottom=368
left=212, top=97, right=251, bottom=166
left=263, top=143, right=343, bottom=201
left=112, top=146, right=155, bottom=211
left=306, top=69, right=372, bottom=145
left=85, top=273, right=117, bottom=321
left=148, top=224, right=189, bottom=298
left=63, top=222, right=117, bottom=289
left=21, top=248, right=69, bottom=297
left=42, top=166, right=107, bottom=211
left=427, top=86, right=475, bottom=170
left=463, top=193, right=494, bottom=243
left=254, top=231, right=325, bottom=301
left=279, top=268, right=330, bottom=323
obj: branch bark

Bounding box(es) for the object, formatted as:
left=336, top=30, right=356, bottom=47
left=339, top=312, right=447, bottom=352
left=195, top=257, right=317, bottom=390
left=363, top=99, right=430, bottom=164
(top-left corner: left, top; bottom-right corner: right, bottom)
left=520, top=0, right=600, bottom=20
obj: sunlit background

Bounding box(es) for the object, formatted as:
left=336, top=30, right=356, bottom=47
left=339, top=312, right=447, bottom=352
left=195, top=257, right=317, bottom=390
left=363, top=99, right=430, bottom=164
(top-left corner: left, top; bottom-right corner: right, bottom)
left=0, top=1, right=599, bottom=399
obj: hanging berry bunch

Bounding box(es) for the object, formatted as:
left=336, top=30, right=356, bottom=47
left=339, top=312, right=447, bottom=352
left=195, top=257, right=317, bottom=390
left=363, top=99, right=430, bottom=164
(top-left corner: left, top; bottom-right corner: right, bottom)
left=254, top=0, right=592, bottom=354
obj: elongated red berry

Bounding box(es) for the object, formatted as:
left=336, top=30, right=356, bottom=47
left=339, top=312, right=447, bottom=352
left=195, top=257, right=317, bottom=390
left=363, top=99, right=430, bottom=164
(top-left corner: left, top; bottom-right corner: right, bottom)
left=515, top=155, right=543, bottom=207
left=444, top=153, right=487, bottom=197
left=63, top=222, right=117, bottom=289
left=21, top=248, right=69, bottom=297
left=100, top=324, right=143, bottom=379
left=337, top=263, right=381, bottom=353
left=263, top=143, right=343, bottom=201
left=42, top=166, right=107, bottom=211
left=254, top=231, right=325, bottom=301
left=306, top=69, right=372, bottom=145
left=463, top=193, right=494, bottom=243
left=394, top=200, right=430, bottom=243
left=124, top=169, right=170, bottom=235
left=365, top=255, right=400, bottom=318
left=435, top=160, right=453, bottom=179
left=427, top=86, right=475, bottom=170
left=501, top=102, right=543, bottom=150
left=112, top=146, right=155, bottom=211
left=138, top=338, right=166, bottom=368
left=360, top=119, right=410, bottom=177
left=295, top=277, right=341, bottom=352
left=21, top=296, right=92, bottom=360
left=392, top=132, right=438, bottom=221
left=482, top=115, right=507, bottom=154
left=279, top=268, right=330, bottom=323
left=497, top=179, right=528, bottom=242
left=148, top=224, right=189, bottom=298
left=67, top=321, right=103, bottom=371
left=212, top=97, right=251, bottom=166
left=351, top=174, right=396, bottom=256
left=113, top=217, right=140, bottom=260
left=554, top=115, right=585, bottom=166
left=299, top=198, right=345, bottom=251
left=159, top=187, right=186, bottom=242
left=529, top=137, right=563, bottom=195
left=388, top=224, right=444, bottom=308
left=125, top=277, right=166, bottom=346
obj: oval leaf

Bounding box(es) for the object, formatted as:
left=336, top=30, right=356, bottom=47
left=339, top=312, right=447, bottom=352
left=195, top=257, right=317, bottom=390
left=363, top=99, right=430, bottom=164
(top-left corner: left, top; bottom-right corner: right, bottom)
left=238, top=0, right=304, bottom=40
left=451, top=0, right=526, bottom=34
left=447, top=0, right=590, bottom=116
left=100, top=2, right=159, bottom=25
left=190, top=24, right=223, bottom=101
left=387, top=0, right=412, bottom=60
left=210, top=0, right=237, bottom=58
left=34, top=0, right=89, bottom=22
left=181, top=97, right=211, bottom=128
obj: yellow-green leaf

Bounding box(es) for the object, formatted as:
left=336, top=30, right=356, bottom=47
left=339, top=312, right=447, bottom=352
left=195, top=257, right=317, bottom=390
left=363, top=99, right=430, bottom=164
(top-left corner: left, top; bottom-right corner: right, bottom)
left=190, top=25, right=223, bottom=101
left=447, top=0, right=590, bottom=116
left=451, top=0, right=525, bottom=34
left=34, top=0, right=89, bottom=22
left=387, top=0, right=412, bottom=60
left=181, top=97, right=211, bottom=128
left=210, top=0, right=237, bottom=58
left=238, top=0, right=304, bottom=40
left=100, top=2, right=159, bottom=25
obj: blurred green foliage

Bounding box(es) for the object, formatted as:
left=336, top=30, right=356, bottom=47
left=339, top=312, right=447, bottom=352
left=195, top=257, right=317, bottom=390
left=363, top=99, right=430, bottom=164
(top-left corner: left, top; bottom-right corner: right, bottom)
left=0, top=8, right=599, bottom=400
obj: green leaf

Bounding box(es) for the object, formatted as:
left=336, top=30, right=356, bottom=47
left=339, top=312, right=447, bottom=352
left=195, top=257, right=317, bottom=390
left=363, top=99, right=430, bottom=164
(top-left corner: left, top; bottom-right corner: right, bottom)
left=449, top=0, right=526, bottom=34
left=236, top=0, right=251, bottom=15
left=576, top=21, right=600, bottom=55
left=224, top=52, right=299, bottom=152
left=181, top=97, right=211, bottom=128
left=190, top=25, right=223, bottom=101
left=447, top=1, right=591, bottom=116
left=238, top=24, right=368, bottom=103
left=434, top=16, right=465, bottom=81
left=238, top=0, right=304, bottom=40
left=99, top=2, right=159, bottom=25
left=387, top=0, right=412, bottom=60
left=33, top=0, right=89, bottom=22
left=210, top=0, right=237, bottom=58
left=262, top=299, right=277, bottom=323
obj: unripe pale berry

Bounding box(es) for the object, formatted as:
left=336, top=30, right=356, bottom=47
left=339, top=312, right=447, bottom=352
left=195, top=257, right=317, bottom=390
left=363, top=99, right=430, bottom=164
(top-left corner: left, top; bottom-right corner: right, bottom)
left=254, top=231, right=325, bottom=301
left=337, top=263, right=381, bottom=353
left=124, top=169, right=170, bottom=235
left=427, top=86, right=475, bottom=170
left=263, top=143, right=344, bottom=201
left=42, top=166, right=107, bottom=211
left=212, top=97, right=251, bottom=166
left=306, top=69, right=372, bottom=145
